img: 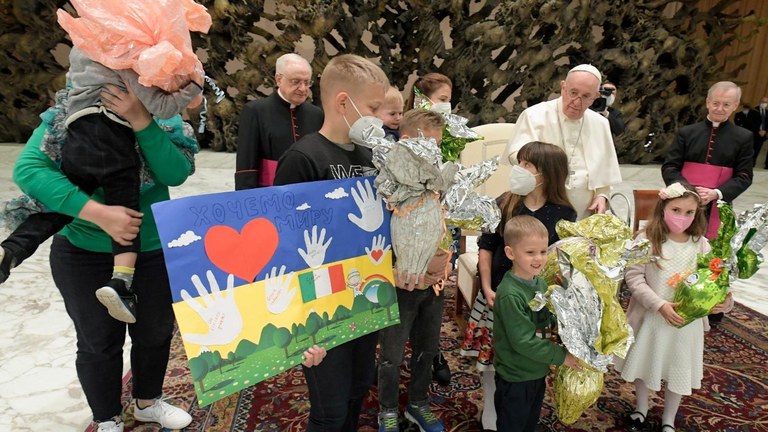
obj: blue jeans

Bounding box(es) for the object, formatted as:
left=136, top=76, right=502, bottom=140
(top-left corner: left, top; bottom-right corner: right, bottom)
left=49, top=236, right=174, bottom=422
left=378, top=288, right=445, bottom=410
left=494, top=375, right=545, bottom=432
left=303, top=331, right=378, bottom=431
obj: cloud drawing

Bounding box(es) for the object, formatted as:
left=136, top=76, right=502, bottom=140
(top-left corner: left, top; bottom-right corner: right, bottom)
left=168, top=230, right=202, bottom=248
left=325, top=187, right=349, bottom=199
left=296, top=203, right=311, bottom=210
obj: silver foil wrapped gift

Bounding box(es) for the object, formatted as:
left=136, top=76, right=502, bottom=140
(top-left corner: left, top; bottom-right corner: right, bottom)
left=550, top=249, right=611, bottom=372
left=443, top=156, right=501, bottom=233
left=374, top=137, right=457, bottom=280
left=730, top=202, right=768, bottom=279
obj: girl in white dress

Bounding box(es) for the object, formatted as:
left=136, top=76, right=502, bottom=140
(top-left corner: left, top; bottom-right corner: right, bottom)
left=616, top=182, right=734, bottom=432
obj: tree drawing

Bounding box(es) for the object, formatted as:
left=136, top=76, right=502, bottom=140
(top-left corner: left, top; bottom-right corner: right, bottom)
left=376, top=282, right=397, bottom=322
left=212, top=350, right=223, bottom=375
left=305, top=312, right=324, bottom=346
left=188, top=356, right=209, bottom=393
left=272, top=326, right=293, bottom=359
left=332, top=305, right=352, bottom=327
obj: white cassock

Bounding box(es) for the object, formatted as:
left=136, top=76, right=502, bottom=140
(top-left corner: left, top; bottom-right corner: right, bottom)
left=501, top=97, right=622, bottom=220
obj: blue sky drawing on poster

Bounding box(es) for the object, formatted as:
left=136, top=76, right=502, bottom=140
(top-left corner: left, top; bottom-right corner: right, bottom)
left=151, top=176, right=398, bottom=406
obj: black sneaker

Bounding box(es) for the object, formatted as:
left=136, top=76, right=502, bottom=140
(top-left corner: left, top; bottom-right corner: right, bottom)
left=432, top=352, right=451, bottom=386
left=0, top=247, right=17, bottom=285
left=95, top=278, right=137, bottom=323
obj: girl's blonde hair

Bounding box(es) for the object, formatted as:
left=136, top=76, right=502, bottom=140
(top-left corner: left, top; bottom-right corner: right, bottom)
left=497, top=141, right=574, bottom=236
left=643, top=182, right=708, bottom=262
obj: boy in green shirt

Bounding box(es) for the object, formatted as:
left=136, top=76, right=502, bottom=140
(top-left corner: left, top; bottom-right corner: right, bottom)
left=493, top=215, right=580, bottom=431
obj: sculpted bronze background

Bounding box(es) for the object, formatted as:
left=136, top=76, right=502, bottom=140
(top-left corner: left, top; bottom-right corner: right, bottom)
left=1, top=0, right=764, bottom=163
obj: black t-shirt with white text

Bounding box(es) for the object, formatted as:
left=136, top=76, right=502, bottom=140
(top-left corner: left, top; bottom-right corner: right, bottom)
left=273, top=132, right=376, bottom=186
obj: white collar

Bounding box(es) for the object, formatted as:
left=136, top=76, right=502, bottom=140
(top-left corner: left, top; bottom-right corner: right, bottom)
left=277, top=89, right=297, bottom=109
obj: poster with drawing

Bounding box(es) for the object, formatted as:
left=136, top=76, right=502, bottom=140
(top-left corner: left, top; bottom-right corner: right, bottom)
left=151, top=176, right=398, bottom=406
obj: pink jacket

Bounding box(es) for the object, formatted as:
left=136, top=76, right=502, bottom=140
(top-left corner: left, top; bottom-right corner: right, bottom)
left=624, top=234, right=733, bottom=333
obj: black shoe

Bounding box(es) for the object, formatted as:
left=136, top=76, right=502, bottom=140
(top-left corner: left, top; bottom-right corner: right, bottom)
left=708, top=312, right=724, bottom=326
left=95, top=278, right=137, bottom=323
left=660, top=425, right=675, bottom=432
left=626, top=411, right=649, bottom=432
left=432, top=352, right=451, bottom=386
left=0, top=247, right=17, bottom=285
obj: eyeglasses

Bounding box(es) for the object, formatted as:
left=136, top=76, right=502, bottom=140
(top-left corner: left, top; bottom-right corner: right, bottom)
left=278, top=74, right=313, bottom=87
left=565, top=88, right=597, bottom=104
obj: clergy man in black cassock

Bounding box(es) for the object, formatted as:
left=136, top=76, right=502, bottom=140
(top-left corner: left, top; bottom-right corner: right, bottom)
left=662, top=81, right=753, bottom=324
left=235, top=53, right=324, bottom=190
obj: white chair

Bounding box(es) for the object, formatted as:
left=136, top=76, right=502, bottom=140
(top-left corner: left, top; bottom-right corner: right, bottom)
left=454, top=123, right=515, bottom=330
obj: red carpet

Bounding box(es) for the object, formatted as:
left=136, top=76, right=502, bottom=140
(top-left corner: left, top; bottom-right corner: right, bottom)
left=95, top=274, right=768, bottom=431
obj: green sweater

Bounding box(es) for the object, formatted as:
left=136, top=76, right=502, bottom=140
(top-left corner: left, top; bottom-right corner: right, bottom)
left=13, top=121, right=192, bottom=252
left=493, top=271, right=566, bottom=382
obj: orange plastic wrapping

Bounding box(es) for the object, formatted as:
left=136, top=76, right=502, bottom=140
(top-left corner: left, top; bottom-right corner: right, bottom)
left=57, top=0, right=211, bottom=94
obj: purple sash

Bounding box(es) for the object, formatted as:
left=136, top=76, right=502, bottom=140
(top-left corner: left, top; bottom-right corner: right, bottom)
left=681, top=161, right=733, bottom=239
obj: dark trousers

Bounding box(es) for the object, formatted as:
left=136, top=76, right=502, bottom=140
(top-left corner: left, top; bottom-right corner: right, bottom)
left=1, top=212, right=72, bottom=265
left=50, top=236, right=175, bottom=422
left=303, top=331, right=378, bottom=431
left=495, top=375, right=546, bottom=432
left=62, top=113, right=141, bottom=255
left=378, top=288, right=444, bottom=409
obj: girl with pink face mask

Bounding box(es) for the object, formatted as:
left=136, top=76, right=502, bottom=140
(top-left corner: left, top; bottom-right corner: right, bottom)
left=615, top=182, right=734, bottom=432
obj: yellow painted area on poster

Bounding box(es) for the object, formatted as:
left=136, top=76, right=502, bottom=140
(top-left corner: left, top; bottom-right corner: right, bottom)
left=173, top=251, right=393, bottom=356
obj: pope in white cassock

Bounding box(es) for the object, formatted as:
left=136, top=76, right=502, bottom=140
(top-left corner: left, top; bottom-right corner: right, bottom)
left=501, top=64, right=622, bottom=220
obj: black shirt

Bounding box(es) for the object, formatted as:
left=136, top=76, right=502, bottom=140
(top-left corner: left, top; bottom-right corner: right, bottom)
left=273, top=132, right=376, bottom=185
left=478, top=201, right=576, bottom=291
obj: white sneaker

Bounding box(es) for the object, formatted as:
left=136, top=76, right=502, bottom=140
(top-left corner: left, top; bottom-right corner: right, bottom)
left=133, top=399, right=192, bottom=429
left=97, top=418, right=124, bottom=432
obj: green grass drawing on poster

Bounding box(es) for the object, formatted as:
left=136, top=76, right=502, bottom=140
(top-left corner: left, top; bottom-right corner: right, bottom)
left=190, top=303, right=400, bottom=406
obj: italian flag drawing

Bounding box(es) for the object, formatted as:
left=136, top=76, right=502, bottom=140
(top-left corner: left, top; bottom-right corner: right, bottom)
left=299, top=263, right=346, bottom=302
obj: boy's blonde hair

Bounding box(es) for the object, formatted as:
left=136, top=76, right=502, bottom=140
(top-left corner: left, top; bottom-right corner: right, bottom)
left=503, top=215, right=548, bottom=248
left=319, top=54, right=389, bottom=106
left=400, top=109, right=445, bottom=137
left=384, top=85, right=404, bottom=107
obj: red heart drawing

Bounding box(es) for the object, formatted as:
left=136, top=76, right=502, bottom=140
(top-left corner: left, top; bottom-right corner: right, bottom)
left=371, top=249, right=383, bottom=262
left=204, top=218, right=279, bottom=282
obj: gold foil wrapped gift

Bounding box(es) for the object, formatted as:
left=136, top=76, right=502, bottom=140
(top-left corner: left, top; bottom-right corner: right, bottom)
left=535, top=214, right=652, bottom=424
left=553, top=366, right=604, bottom=425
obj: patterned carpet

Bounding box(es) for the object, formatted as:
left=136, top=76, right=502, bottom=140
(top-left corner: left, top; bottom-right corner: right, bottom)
left=100, top=274, right=768, bottom=431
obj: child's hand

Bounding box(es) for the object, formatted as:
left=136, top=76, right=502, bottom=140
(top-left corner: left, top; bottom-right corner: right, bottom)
left=302, top=345, right=327, bottom=367
left=482, top=287, right=496, bottom=309
left=711, top=292, right=733, bottom=314
left=563, top=352, right=582, bottom=371
left=101, top=84, right=151, bottom=131
left=424, top=248, right=451, bottom=286
left=659, top=301, right=685, bottom=327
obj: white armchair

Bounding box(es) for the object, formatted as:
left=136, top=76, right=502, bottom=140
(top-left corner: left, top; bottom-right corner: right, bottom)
left=454, top=123, right=515, bottom=330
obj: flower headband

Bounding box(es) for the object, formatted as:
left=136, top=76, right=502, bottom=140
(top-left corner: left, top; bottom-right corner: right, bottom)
left=659, top=182, right=693, bottom=200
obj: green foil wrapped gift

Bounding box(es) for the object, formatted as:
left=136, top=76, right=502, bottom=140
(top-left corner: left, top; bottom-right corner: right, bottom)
left=671, top=202, right=735, bottom=327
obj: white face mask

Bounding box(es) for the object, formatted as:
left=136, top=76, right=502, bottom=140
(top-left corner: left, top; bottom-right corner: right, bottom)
left=606, top=94, right=615, bottom=107
left=430, top=102, right=452, bottom=115
left=344, top=96, right=385, bottom=146
left=508, top=165, right=540, bottom=196
left=743, top=108, right=750, bottom=114
left=761, top=102, right=768, bottom=110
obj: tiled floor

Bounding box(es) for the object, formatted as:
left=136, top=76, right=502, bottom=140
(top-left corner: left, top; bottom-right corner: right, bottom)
left=1, top=144, right=767, bottom=431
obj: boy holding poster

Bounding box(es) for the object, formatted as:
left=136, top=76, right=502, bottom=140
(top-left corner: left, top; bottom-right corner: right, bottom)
left=273, top=54, right=390, bottom=431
